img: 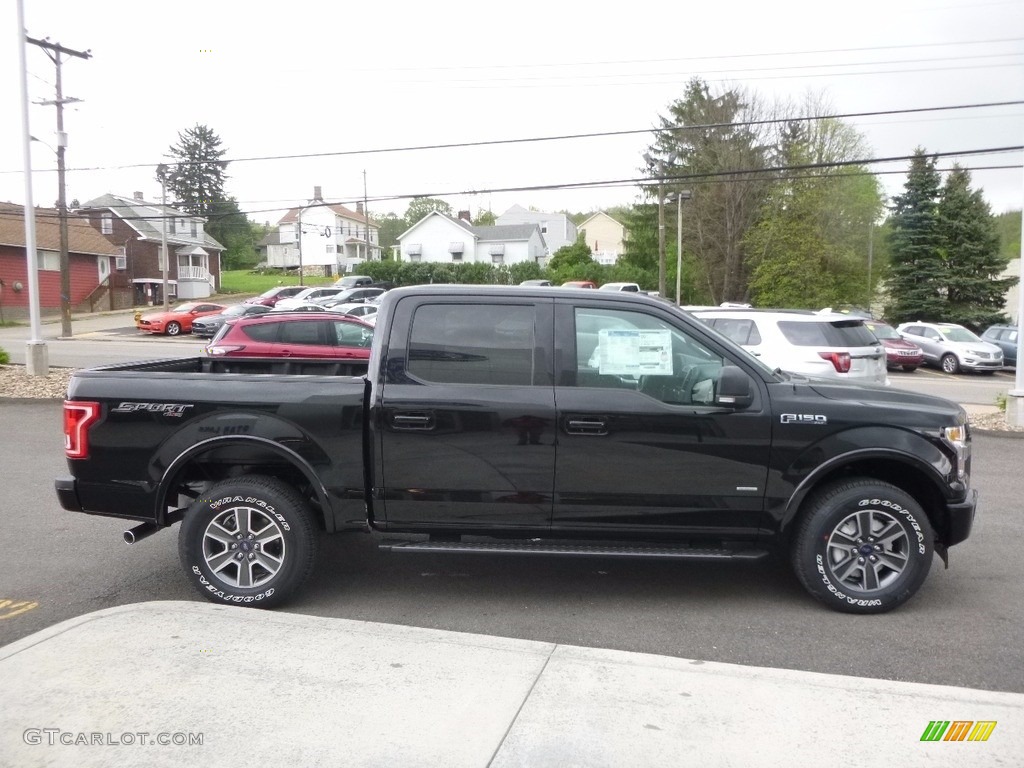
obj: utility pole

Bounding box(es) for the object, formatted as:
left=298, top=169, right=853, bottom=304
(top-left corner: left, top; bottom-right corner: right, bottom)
left=363, top=169, right=370, bottom=266
left=296, top=206, right=304, bottom=286
left=16, top=0, right=46, bottom=375
left=866, top=222, right=874, bottom=312
left=156, top=165, right=170, bottom=311
left=27, top=35, right=90, bottom=339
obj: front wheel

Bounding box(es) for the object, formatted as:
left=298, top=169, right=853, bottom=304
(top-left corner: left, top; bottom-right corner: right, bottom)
left=941, top=353, right=960, bottom=374
left=791, top=479, right=933, bottom=614
left=178, top=475, right=318, bottom=608
left=165, top=321, right=182, bottom=336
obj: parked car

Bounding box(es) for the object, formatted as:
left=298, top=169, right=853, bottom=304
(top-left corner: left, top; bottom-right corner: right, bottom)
left=270, top=302, right=328, bottom=313
left=206, top=312, right=374, bottom=358
left=136, top=302, right=226, bottom=336
left=273, top=286, right=350, bottom=311
left=599, top=282, right=642, bottom=292
left=242, top=285, right=306, bottom=308
left=519, top=279, right=552, bottom=287
left=562, top=281, right=597, bottom=289
left=324, top=301, right=380, bottom=320
left=896, top=322, right=1003, bottom=374
left=981, top=324, right=1018, bottom=367
left=694, top=309, right=887, bottom=384
left=314, top=287, right=386, bottom=305
left=863, top=321, right=924, bottom=372
left=331, top=275, right=373, bottom=288
left=191, top=304, right=273, bottom=338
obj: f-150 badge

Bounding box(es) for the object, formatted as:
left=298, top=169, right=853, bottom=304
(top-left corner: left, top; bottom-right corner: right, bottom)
left=780, top=413, right=827, bottom=424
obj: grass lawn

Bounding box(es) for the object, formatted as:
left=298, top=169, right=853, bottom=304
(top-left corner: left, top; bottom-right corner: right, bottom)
left=220, top=270, right=335, bottom=295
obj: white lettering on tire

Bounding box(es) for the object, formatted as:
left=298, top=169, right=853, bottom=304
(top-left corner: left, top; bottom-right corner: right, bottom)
left=192, top=565, right=276, bottom=602
left=815, top=555, right=882, bottom=607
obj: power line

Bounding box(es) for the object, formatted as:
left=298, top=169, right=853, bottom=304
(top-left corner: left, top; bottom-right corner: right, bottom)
left=4, top=146, right=1019, bottom=223
left=3, top=99, right=1021, bottom=176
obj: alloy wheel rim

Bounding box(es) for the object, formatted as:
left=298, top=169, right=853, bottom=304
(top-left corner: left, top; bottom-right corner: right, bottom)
left=201, top=506, right=286, bottom=588
left=825, top=508, right=910, bottom=593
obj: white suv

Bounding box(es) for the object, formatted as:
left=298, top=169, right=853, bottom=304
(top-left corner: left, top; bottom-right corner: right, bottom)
left=693, top=309, right=888, bottom=384
left=895, top=321, right=1003, bottom=374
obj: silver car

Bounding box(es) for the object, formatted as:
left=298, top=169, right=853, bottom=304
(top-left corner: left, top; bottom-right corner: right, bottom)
left=895, top=321, right=1003, bottom=374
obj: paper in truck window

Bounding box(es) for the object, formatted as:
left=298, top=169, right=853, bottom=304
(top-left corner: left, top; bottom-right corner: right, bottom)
left=595, top=329, right=673, bottom=376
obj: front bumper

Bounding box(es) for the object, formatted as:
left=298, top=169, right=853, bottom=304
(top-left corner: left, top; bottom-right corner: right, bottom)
left=944, top=489, right=978, bottom=547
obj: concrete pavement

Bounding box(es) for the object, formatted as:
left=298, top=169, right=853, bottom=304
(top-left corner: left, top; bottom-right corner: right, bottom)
left=0, top=601, right=1021, bottom=767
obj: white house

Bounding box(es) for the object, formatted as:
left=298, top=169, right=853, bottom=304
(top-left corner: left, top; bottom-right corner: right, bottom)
left=578, top=211, right=626, bottom=266
left=397, top=211, right=546, bottom=266
left=495, top=204, right=576, bottom=255
left=266, top=187, right=381, bottom=276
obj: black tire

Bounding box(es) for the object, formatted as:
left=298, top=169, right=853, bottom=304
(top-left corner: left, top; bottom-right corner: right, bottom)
left=178, top=475, right=318, bottom=608
left=791, top=478, right=933, bottom=614
left=902, top=365, right=918, bottom=373
left=165, top=321, right=182, bottom=336
left=940, top=353, right=960, bottom=374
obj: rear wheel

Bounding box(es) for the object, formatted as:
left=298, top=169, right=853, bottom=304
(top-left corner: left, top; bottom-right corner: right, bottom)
left=165, top=321, right=182, bottom=336
left=178, top=475, right=318, bottom=608
left=791, top=478, right=933, bottom=614
left=940, top=354, right=960, bottom=374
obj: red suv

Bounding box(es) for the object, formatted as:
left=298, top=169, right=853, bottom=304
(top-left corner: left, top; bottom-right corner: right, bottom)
left=206, top=312, right=373, bottom=359
left=864, top=321, right=924, bottom=372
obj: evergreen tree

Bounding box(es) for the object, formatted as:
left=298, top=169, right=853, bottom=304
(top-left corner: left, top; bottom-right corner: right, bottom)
left=884, top=149, right=945, bottom=324
left=937, top=166, right=1016, bottom=329
left=166, top=124, right=228, bottom=218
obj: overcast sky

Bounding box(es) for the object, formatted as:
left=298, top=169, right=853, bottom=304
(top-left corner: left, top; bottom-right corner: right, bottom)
left=1, top=0, right=1021, bottom=227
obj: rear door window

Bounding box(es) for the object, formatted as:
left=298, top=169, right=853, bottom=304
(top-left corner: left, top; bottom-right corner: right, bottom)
left=279, top=320, right=326, bottom=345
left=408, top=304, right=537, bottom=386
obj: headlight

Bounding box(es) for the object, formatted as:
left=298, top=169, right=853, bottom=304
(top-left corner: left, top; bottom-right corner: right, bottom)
left=942, top=425, right=969, bottom=481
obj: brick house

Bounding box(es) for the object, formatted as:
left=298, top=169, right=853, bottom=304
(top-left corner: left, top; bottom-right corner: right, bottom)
left=0, top=202, right=121, bottom=320
left=78, top=192, right=225, bottom=307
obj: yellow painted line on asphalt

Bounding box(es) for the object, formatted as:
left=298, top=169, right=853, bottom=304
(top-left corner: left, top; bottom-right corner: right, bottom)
left=0, top=599, right=39, bottom=619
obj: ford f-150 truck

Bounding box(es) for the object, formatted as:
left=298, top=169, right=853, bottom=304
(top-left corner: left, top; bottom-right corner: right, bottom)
left=55, top=285, right=977, bottom=614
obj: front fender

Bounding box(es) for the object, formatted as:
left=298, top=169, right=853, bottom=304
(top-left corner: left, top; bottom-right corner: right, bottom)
left=776, top=426, right=956, bottom=529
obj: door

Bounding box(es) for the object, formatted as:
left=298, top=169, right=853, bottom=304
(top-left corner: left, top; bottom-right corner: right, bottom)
left=377, top=297, right=555, bottom=530
left=552, top=302, right=771, bottom=538
left=97, top=256, right=110, bottom=283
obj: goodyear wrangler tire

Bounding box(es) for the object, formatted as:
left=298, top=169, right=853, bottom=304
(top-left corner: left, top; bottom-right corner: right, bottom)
left=791, top=478, right=933, bottom=614
left=178, top=475, right=318, bottom=608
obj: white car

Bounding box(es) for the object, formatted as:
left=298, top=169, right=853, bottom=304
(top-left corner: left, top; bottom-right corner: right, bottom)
left=896, top=321, right=1004, bottom=374
left=273, top=286, right=348, bottom=311
left=599, top=282, right=642, bottom=292
left=693, top=309, right=888, bottom=384
left=326, top=302, right=379, bottom=320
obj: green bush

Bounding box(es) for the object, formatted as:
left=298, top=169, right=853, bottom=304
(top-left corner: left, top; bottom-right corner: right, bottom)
left=0, top=346, right=9, bottom=365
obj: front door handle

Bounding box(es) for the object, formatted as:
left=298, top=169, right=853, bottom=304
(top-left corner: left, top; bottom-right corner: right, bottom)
left=390, top=412, right=435, bottom=431
left=565, top=418, right=608, bottom=436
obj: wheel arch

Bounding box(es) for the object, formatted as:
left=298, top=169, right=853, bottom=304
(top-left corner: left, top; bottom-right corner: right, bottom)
left=781, top=451, right=950, bottom=545
left=156, top=435, right=335, bottom=532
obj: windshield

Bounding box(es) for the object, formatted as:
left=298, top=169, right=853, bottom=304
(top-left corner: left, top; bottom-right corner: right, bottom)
left=941, top=327, right=982, bottom=343
left=223, top=305, right=249, bottom=316
left=865, top=322, right=899, bottom=340
left=172, top=303, right=199, bottom=312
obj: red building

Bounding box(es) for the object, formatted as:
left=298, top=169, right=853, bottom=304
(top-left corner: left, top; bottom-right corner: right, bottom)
left=0, top=202, right=121, bottom=321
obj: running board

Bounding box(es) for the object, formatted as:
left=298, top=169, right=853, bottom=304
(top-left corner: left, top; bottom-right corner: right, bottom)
left=380, top=540, right=768, bottom=561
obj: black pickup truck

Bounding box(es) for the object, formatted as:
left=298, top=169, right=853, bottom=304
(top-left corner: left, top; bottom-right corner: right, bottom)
left=56, top=285, right=977, bottom=613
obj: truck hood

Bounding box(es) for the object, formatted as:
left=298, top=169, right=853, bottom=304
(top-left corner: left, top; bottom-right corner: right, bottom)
left=805, top=379, right=966, bottom=424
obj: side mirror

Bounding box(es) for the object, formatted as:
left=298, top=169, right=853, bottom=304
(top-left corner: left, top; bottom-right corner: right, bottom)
left=716, top=366, right=754, bottom=408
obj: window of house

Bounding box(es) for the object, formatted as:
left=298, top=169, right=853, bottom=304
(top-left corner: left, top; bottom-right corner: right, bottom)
left=326, top=245, right=336, bottom=253
left=37, top=250, right=60, bottom=271
left=167, top=217, right=175, bottom=234
left=191, top=221, right=198, bottom=238
left=408, top=304, right=536, bottom=386
left=101, top=213, right=112, bottom=235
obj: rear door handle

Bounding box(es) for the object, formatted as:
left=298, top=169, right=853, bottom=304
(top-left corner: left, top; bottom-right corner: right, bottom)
left=565, top=418, right=608, bottom=436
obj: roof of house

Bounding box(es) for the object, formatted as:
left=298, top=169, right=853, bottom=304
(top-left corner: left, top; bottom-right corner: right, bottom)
left=398, top=212, right=545, bottom=246
left=257, top=230, right=286, bottom=247
left=277, top=203, right=376, bottom=227
left=0, top=202, right=121, bottom=256
left=578, top=211, right=624, bottom=229
left=79, top=194, right=225, bottom=251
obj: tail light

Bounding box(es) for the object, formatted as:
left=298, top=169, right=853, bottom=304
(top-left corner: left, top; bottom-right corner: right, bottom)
left=818, top=351, right=852, bottom=373
left=64, top=401, right=100, bottom=459
left=206, top=345, right=245, bottom=356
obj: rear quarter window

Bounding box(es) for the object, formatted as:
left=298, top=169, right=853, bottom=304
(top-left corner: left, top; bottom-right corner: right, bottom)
left=778, top=320, right=876, bottom=347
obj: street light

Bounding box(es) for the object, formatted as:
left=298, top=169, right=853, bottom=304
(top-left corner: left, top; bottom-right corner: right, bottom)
left=667, top=190, right=692, bottom=305
left=155, top=164, right=170, bottom=311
